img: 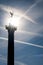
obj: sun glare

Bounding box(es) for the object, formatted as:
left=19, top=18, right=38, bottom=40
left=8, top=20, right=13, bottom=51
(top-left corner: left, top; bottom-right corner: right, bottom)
left=4, top=13, right=21, bottom=27
left=9, top=15, right=21, bottom=27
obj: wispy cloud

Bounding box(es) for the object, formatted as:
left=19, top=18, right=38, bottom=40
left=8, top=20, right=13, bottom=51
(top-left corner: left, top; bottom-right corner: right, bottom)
left=0, top=4, right=16, bottom=13
left=0, top=54, right=43, bottom=65
left=0, top=56, right=26, bottom=65
left=0, top=26, right=43, bottom=37
left=0, top=55, right=26, bottom=65
left=0, top=37, right=7, bottom=41
left=24, top=0, right=42, bottom=14
left=15, top=61, right=26, bottom=65
left=15, top=40, right=43, bottom=48
left=17, top=30, right=43, bottom=37
left=0, top=26, right=6, bottom=31
left=18, top=0, right=42, bottom=24
left=0, top=37, right=43, bottom=48
left=0, top=55, right=7, bottom=63
left=0, top=4, right=36, bottom=24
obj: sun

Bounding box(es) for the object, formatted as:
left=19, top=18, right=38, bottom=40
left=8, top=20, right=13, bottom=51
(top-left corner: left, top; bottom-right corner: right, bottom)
left=9, top=14, right=21, bottom=27
left=4, top=12, right=21, bottom=27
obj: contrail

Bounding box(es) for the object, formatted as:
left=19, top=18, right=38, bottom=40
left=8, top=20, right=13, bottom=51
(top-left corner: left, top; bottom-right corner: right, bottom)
left=19, top=0, right=42, bottom=23
left=0, top=4, right=36, bottom=24
left=0, top=37, right=43, bottom=48
left=0, top=37, right=8, bottom=40
left=24, top=0, right=42, bottom=14
left=20, top=0, right=42, bottom=24
left=15, top=40, right=43, bottom=48
left=0, top=26, right=43, bottom=37
left=20, top=14, right=36, bottom=24
left=17, top=30, right=43, bottom=37
left=0, top=4, right=16, bottom=13
left=0, top=0, right=42, bottom=24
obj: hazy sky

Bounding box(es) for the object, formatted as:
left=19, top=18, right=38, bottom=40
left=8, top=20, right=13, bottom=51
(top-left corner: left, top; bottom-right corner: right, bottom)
left=0, top=0, right=43, bottom=65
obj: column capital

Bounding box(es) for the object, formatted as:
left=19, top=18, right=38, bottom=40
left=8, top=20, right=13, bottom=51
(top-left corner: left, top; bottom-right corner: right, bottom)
left=5, top=24, right=17, bottom=31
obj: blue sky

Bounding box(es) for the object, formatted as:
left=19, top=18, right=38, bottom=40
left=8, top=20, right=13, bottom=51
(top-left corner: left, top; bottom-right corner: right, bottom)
left=0, top=0, right=43, bottom=65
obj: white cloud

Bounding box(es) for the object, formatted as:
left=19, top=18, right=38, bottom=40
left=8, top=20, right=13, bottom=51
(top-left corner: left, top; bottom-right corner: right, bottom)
left=15, top=61, right=26, bottom=65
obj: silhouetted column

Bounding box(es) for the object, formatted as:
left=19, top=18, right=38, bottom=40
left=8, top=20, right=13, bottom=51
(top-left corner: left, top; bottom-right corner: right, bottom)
left=6, top=25, right=17, bottom=65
